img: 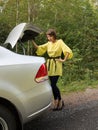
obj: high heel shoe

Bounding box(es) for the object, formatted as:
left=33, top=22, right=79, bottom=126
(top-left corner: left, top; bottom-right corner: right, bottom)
left=52, top=99, right=59, bottom=111
left=58, top=100, right=64, bottom=110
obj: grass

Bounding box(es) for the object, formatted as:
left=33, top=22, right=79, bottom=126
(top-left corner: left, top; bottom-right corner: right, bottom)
left=58, top=79, right=98, bottom=94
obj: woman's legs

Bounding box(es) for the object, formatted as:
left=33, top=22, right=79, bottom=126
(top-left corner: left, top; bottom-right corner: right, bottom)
left=49, top=76, right=61, bottom=100
left=49, top=76, right=64, bottom=110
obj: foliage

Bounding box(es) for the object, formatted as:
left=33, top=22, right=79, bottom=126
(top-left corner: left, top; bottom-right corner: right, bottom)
left=58, top=79, right=98, bottom=93
left=0, top=20, right=11, bottom=45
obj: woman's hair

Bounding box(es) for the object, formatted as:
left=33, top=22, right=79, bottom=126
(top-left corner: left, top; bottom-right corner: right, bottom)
left=46, top=29, right=56, bottom=39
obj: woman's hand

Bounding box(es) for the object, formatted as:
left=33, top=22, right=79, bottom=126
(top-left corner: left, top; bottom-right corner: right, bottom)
left=56, top=58, right=65, bottom=63
left=32, top=40, right=38, bottom=49
left=56, top=52, right=70, bottom=63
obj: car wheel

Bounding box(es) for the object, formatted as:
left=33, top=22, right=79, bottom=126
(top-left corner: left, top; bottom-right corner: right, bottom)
left=0, top=105, right=17, bottom=130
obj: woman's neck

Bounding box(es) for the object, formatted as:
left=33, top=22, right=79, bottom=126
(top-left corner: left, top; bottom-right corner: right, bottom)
left=52, top=39, right=56, bottom=43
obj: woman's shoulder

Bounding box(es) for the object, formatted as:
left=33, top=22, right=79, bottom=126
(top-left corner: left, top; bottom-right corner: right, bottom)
left=57, top=39, right=63, bottom=41
left=57, top=39, right=64, bottom=43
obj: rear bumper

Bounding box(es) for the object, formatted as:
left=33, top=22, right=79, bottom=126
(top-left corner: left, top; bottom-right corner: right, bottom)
left=18, top=82, right=52, bottom=123
left=27, top=102, right=51, bottom=121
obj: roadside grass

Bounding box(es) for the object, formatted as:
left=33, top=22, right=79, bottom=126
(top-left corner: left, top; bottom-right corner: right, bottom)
left=58, top=79, right=98, bottom=94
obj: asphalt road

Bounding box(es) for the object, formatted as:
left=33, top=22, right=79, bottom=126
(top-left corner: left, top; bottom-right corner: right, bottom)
left=24, top=98, right=98, bottom=130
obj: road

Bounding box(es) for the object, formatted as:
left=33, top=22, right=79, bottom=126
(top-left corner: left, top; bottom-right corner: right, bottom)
left=24, top=88, right=98, bottom=130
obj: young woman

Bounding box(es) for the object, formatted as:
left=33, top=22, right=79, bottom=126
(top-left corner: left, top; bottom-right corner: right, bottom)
left=32, top=29, right=73, bottom=111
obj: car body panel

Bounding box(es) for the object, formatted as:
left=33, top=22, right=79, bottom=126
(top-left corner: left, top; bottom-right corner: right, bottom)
left=0, top=78, right=52, bottom=123
left=0, top=23, right=52, bottom=126
left=0, top=46, right=52, bottom=123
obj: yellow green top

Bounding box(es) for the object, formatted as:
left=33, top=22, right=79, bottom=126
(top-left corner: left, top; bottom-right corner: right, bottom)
left=36, top=39, right=73, bottom=76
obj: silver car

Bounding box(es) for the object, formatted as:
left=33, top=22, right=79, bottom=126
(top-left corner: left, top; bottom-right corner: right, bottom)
left=0, top=23, right=52, bottom=130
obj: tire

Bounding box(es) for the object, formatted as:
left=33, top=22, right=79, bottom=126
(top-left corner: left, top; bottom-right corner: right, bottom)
left=0, top=105, right=17, bottom=130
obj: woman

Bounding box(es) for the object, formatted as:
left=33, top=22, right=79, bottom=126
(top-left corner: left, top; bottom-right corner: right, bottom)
left=32, top=29, right=73, bottom=111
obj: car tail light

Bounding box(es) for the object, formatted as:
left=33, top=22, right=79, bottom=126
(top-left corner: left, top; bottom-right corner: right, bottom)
left=35, top=63, right=48, bottom=83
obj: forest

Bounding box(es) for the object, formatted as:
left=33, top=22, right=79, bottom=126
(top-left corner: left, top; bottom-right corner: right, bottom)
left=0, top=0, right=98, bottom=92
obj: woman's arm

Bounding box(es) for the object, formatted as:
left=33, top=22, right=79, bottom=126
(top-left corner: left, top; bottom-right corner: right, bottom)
left=32, top=40, right=38, bottom=49
left=56, top=52, right=69, bottom=63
